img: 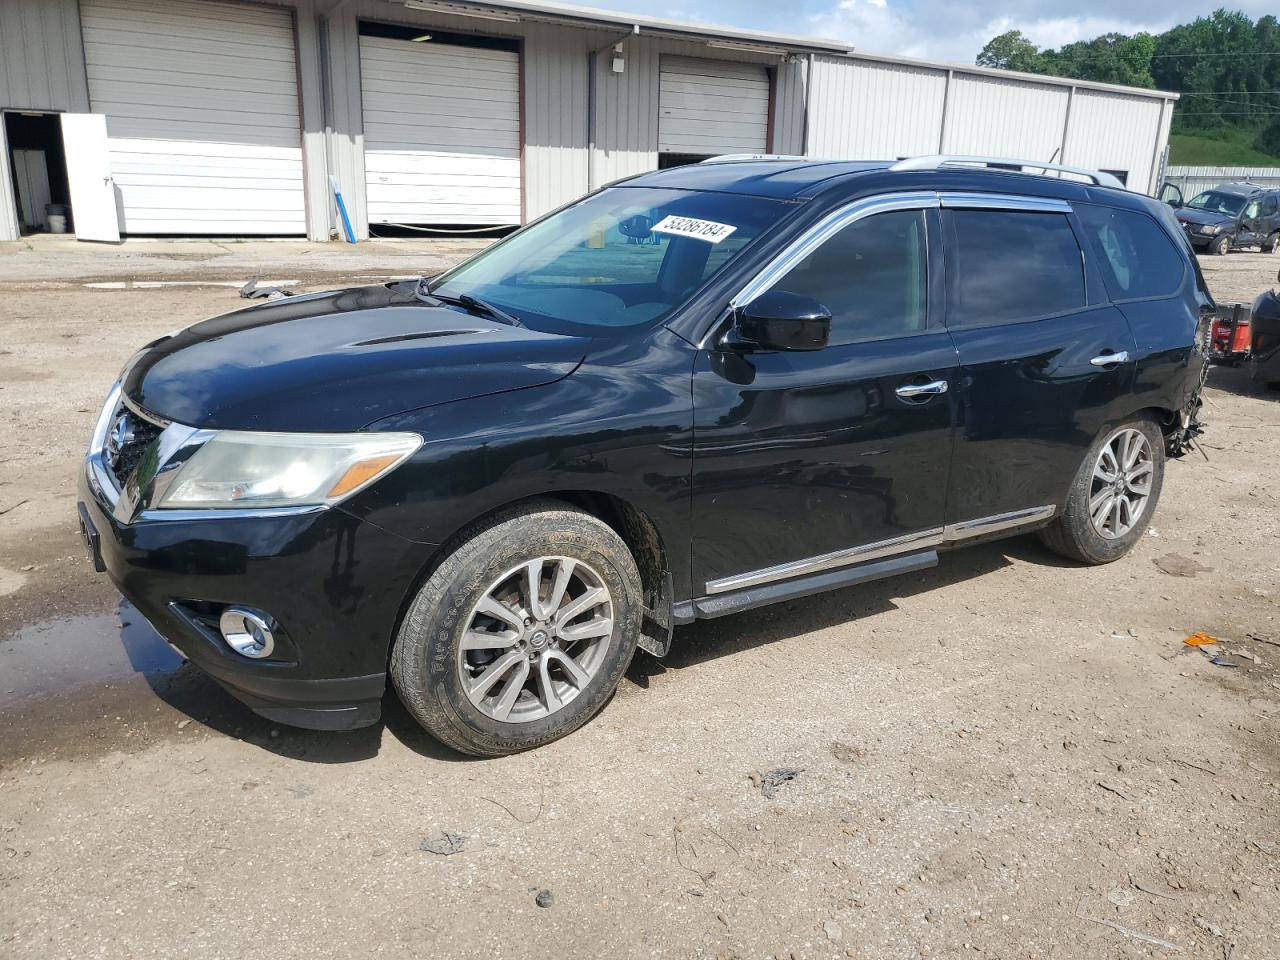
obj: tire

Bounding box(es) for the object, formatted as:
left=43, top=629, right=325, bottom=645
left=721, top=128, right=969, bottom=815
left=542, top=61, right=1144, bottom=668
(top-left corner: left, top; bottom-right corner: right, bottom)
left=390, top=500, right=642, bottom=756
left=1210, top=234, right=1231, bottom=256
left=1263, top=231, right=1279, bottom=254
left=1039, top=418, right=1166, bottom=565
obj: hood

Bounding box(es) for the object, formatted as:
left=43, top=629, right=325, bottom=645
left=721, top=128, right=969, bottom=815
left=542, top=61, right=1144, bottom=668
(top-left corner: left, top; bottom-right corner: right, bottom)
left=122, top=283, right=590, bottom=431
left=1176, top=207, right=1234, bottom=227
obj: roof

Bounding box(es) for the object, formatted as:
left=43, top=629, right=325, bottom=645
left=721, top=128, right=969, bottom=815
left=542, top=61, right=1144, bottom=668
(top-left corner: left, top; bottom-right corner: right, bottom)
left=622, top=160, right=890, bottom=199
left=618, top=157, right=1157, bottom=207
left=395, top=1, right=1179, bottom=102
left=399, top=0, right=853, bottom=53
left=839, top=50, right=1180, bottom=102
left=1211, top=182, right=1273, bottom=196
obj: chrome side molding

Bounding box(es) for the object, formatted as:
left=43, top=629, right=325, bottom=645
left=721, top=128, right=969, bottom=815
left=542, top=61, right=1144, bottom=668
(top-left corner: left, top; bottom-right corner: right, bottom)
left=704, top=505, right=1056, bottom=595
left=943, top=504, right=1056, bottom=541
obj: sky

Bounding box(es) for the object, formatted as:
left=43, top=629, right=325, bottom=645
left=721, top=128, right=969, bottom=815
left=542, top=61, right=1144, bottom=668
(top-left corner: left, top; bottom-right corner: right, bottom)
left=578, top=0, right=1277, bottom=64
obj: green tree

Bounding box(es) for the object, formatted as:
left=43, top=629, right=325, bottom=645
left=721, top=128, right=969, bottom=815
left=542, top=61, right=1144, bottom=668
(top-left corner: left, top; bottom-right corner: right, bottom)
left=977, top=10, right=1280, bottom=137
left=976, top=31, right=1043, bottom=72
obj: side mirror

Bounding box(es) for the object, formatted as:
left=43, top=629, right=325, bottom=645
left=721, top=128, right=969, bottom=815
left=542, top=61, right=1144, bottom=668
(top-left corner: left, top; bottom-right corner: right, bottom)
left=730, top=290, right=831, bottom=352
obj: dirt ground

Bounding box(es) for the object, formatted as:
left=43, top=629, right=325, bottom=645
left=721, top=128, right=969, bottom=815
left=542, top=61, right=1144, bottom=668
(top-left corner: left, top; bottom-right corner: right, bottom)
left=0, top=236, right=1278, bottom=960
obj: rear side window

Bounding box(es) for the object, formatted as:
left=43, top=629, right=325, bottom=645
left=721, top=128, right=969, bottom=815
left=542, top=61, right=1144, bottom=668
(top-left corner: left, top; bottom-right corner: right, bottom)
left=1262, top=194, right=1278, bottom=217
left=1075, top=204, right=1185, bottom=301
left=944, top=210, right=1085, bottom=326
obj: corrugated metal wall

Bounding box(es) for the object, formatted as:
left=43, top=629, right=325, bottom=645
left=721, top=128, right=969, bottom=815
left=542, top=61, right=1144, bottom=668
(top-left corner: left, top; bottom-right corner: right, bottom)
left=1063, top=90, right=1167, bottom=192
left=520, top=21, right=592, bottom=221
left=771, top=58, right=807, bottom=156
left=1, top=0, right=1177, bottom=243
left=808, top=55, right=946, bottom=158
left=0, top=0, right=89, bottom=113
left=590, top=34, right=786, bottom=187
left=942, top=74, right=1068, bottom=159
left=0, top=0, right=90, bottom=241
left=806, top=53, right=1170, bottom=195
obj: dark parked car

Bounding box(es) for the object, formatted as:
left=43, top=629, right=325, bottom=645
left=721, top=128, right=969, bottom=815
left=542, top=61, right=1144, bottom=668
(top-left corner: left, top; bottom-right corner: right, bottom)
left=80, top=156, right=1212, bottom=755
left=1168, top=181, right=1280, bottom=255
left=1251, top=269, right=1280, bottom=390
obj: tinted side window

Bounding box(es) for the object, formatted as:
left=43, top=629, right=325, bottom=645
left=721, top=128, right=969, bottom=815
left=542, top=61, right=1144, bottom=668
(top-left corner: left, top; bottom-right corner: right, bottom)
left=1261, top=194, right=1278, bottom=217
left=772, top=209, right=927, bottom=345
left=1075, top=204, right=1185, bottom=301
left=945, top=210, right=1085, bottom=326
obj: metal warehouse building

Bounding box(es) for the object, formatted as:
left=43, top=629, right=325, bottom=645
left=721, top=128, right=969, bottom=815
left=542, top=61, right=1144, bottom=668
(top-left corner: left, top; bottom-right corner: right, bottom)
left=0, top=0, right=1179, bottom=243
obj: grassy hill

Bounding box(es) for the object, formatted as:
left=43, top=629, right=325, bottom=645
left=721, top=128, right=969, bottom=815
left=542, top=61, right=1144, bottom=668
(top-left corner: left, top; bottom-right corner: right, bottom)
left=1168, top=125, right=1280, bottom=167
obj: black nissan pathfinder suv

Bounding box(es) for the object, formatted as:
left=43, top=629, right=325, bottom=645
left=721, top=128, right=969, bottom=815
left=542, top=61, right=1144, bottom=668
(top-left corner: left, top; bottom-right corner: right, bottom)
left=80, top=156, right=1211, bottom=755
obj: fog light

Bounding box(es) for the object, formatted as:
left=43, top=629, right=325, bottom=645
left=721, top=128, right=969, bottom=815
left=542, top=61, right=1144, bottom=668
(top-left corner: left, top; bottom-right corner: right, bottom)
left=218, top=607, right=276, bottom=659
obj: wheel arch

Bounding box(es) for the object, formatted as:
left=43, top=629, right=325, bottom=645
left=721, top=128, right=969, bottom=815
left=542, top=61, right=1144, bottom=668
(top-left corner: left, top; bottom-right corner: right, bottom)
left=389, top=490, right=678, bottom=666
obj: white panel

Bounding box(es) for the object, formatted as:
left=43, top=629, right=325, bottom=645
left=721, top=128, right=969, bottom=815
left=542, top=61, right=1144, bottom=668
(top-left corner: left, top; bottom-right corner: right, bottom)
left=943, top=74, right=1068, bottom=160
left=60, top=112, right=120, bottom=241
left=80, top=0, right=305, bottom=235
left=360, top=34, right=520, bottom=226
left=658, top=57, right=769, bottom=155
left=807, top=56, right=946, bottom=159
left=1065, top=91, right=1164, bottom=193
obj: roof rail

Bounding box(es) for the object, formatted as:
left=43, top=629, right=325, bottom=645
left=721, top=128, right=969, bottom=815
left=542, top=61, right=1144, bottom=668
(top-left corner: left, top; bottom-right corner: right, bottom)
left=699, top=154, right=812, bottom=164
left=889, top=155, right=1125, bottom=190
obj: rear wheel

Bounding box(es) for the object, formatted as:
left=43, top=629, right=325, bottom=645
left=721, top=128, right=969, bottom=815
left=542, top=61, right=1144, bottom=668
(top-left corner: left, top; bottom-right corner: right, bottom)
left=1263, top=231, right=1279, bottom=253
left=1211, top=234, right=1231, bottom=256
left=1039, top=419, right=1165, bottom=565
left=390, top=501, right=642, bottom=756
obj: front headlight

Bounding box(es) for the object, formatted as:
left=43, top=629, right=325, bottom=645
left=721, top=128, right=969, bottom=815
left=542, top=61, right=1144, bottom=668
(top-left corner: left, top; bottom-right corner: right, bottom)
left=157, top=431, right=422, bottom=510
left=1199, top=224, right=1221, bottom=235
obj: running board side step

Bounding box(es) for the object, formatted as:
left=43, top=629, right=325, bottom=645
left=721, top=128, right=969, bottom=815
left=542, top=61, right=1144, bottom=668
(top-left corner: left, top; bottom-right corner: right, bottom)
left=688, top=550, right=938, bottom=620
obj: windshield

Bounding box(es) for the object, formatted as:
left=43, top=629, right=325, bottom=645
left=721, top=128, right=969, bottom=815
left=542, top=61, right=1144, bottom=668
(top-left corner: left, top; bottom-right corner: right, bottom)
left=429, top=187, right=795, bottom=335
left=1186, top=191, right=1246, bottom=217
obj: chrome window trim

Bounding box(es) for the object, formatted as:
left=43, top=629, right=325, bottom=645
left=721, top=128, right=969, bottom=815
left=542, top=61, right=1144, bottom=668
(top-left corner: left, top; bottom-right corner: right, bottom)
left=703, top=505, right=1056, bottom=595
left=715, top=190, right=1073, bottom=349
left=724, top=191, right=941, bottom=322
left=938, top=193, right=1073, bottom=214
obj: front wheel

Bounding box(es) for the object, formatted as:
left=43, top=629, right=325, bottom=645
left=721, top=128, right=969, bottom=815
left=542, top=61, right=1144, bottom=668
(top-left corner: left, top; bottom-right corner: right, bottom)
left=390, top=501, right=643, bottom=756
left=1210, top=234, right=1231, bottom=256
left=1039, top=419, right=1166, bottom=565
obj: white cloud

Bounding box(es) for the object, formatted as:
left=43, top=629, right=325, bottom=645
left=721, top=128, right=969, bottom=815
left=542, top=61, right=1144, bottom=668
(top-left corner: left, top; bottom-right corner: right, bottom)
left=809, top=2, right=1178, bottom=63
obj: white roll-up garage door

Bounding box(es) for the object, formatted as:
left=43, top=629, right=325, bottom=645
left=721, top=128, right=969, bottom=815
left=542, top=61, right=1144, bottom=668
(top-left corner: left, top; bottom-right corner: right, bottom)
left=658, top=57, right=771, bottom=157
left=80, top=0, right=305, bottom=235
left=360, top=34, right=521, bottom=226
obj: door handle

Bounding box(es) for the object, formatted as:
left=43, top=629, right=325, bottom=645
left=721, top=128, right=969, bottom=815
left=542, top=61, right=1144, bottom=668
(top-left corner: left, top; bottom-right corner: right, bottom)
left=1090, top=351, right=1130, bottom=367
left=895, top=379, right=949, bottom=398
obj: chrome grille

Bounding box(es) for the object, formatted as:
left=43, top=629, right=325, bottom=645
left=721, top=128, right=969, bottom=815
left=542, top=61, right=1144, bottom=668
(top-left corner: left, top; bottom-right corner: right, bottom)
left=104, top=404, right=165, bottom=489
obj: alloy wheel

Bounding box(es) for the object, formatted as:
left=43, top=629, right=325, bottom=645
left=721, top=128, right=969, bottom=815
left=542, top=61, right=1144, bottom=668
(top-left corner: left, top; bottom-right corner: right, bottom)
left=457, top=557, right=614, bottom=723
left=1088, top=428, right=1155, bottom=540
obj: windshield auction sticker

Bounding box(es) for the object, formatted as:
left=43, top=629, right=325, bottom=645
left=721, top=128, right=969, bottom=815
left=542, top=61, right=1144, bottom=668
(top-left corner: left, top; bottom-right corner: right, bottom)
left=650, top=216, right=738, bottom=244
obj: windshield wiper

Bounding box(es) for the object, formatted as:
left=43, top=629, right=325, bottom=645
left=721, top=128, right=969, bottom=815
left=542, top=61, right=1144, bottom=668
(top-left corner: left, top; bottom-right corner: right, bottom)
left=457, top=293, right=523, bottom=328
left=414, top=277, right=523, bottom=327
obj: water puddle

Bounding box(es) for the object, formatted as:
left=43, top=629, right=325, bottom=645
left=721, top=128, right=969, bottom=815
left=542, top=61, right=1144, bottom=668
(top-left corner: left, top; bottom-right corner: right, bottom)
left=0, top=601, right=185, bottom=710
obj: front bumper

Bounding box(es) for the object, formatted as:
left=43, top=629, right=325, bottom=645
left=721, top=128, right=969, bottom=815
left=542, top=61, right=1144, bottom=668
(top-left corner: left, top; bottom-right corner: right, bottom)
left=78, top=467, right=434, bottom=730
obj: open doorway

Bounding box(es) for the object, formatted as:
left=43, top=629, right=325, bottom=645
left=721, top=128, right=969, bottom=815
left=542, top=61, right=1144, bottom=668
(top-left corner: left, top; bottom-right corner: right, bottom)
left=4, top=111, right=72, bottom=235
